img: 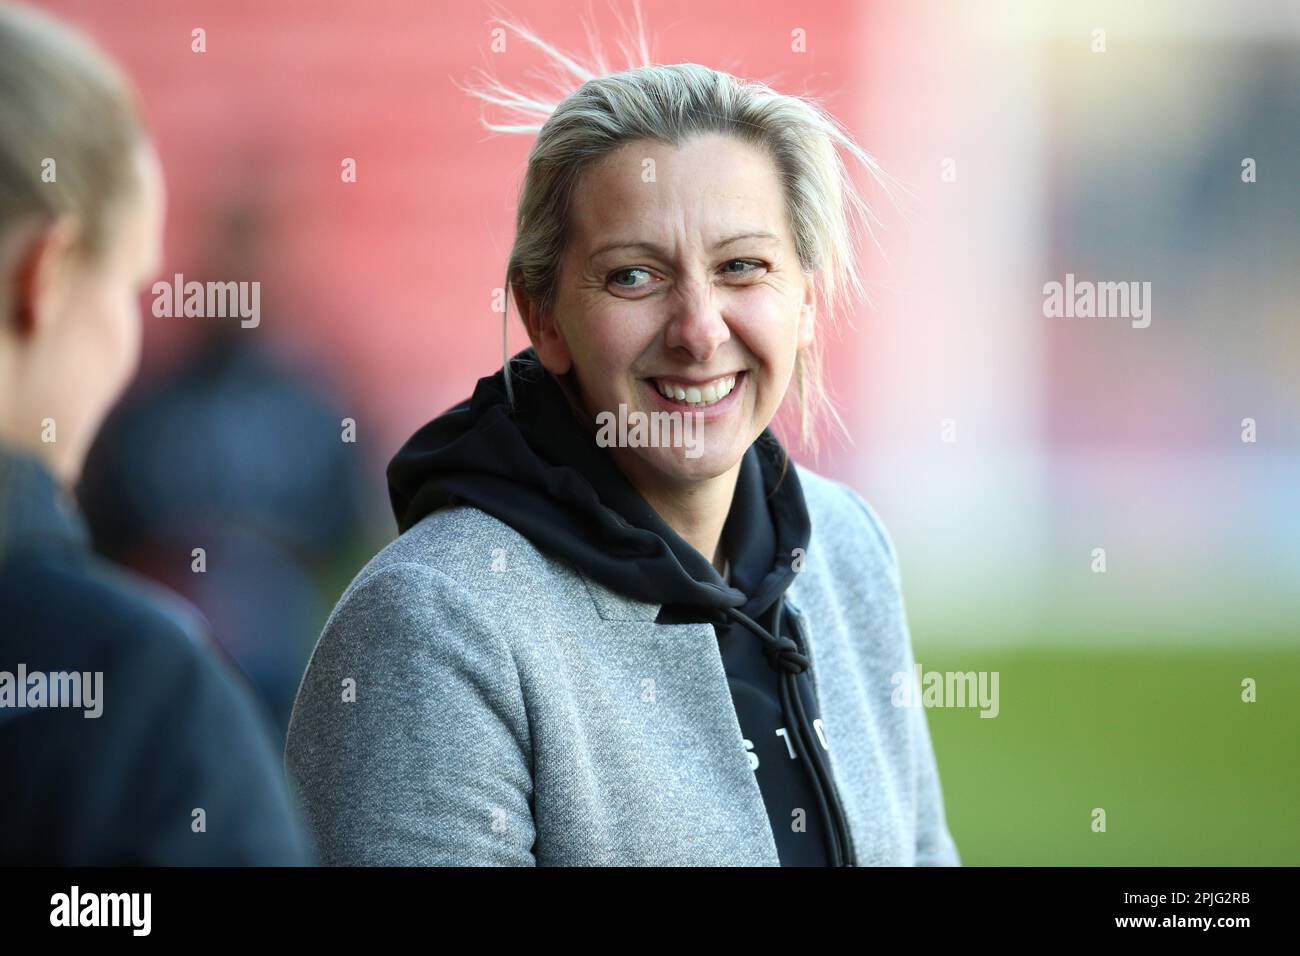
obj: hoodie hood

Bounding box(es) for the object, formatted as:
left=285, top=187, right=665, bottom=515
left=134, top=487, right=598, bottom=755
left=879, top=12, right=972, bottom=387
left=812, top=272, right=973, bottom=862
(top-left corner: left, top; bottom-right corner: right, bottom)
left=387, top=348, right=810, bottom=617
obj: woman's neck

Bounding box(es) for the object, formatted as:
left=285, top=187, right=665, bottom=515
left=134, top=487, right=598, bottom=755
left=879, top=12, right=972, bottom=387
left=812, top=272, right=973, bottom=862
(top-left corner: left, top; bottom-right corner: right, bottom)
left=623, top=454, right=742, bottom=575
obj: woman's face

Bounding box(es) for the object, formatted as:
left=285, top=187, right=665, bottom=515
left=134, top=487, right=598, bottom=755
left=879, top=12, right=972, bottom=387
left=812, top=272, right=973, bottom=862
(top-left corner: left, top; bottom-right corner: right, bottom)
left=5, top=142, right=165, bottom=482
left=533, top=132, right=815, bottom=494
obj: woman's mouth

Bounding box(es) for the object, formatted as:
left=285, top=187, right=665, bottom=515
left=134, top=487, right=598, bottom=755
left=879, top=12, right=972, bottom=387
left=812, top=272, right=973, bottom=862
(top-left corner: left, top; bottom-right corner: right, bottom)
left=642, top=371, right=746, bottom=416
left=651, top=373, right=737, bottom=406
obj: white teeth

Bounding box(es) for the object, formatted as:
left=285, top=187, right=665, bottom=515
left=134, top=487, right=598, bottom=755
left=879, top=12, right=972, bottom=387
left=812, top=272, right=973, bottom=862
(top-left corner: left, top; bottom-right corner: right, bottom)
left=654, top=374, right=738, bottom=407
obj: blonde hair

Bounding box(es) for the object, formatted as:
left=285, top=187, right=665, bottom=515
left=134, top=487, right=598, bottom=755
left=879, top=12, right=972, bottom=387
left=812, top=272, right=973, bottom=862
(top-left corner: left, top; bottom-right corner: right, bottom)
left=0, top=2, right=146, bottom=263
left=463, top=5, right=896, bottom=456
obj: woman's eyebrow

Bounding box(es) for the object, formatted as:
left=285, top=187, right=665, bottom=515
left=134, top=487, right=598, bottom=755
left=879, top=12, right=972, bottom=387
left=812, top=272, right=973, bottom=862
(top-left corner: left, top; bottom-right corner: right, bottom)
left=588, top=230, right=782, bottom=262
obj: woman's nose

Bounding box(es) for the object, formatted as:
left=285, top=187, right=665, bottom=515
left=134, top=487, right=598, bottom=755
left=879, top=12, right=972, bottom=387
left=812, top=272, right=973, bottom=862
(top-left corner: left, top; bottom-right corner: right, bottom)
left=663, top=279, right=730, bottom=362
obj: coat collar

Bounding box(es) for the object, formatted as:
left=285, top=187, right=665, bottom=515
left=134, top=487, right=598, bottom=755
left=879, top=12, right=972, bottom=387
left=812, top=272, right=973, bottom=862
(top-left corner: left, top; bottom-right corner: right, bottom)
left=579, top=569, right=662, bottom=622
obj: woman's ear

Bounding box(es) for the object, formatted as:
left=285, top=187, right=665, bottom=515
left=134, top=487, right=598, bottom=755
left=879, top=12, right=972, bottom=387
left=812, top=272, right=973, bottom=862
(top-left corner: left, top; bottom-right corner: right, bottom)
left=7, top=215, right=79, bottom=340
left=513, top=279, right=572, bottom=376
left=797, top=273, right=817, bottom=350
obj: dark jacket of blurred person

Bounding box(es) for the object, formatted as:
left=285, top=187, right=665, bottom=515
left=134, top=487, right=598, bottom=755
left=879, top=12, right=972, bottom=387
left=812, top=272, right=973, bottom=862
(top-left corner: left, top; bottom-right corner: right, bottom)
left=0, top=444, right=313, bottom=864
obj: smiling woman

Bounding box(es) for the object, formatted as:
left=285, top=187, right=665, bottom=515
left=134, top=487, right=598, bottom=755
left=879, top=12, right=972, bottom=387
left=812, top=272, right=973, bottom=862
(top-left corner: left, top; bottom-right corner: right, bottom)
left=284, top=11, right=960, bottom=868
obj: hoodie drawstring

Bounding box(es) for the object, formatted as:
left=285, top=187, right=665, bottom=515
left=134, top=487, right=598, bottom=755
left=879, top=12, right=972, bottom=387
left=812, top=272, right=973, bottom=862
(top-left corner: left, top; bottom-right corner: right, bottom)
left=723, top=600, right=857, bottom=867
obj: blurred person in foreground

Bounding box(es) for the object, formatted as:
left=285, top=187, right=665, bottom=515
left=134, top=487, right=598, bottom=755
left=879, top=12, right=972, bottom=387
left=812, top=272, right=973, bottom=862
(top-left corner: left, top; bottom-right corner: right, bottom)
left=0, top=1, right=311, bottom=864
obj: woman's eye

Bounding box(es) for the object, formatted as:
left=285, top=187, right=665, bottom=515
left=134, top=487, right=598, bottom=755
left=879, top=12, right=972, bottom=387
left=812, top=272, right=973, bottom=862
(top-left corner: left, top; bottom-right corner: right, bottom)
left=722, top=259, right=764, bottom=277
left=607, top=261, right=764, bottom=294
left=608, top=267, right=653, bottom=291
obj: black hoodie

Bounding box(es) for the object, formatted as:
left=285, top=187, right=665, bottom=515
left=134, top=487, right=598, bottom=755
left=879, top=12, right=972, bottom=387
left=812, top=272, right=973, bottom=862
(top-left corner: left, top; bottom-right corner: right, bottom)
left=388, top=349, right=856, bottom=865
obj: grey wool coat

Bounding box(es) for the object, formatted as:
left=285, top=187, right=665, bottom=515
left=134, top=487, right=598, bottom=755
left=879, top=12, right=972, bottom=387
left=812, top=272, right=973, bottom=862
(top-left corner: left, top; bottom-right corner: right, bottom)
left=283, top=464, right=961, bottom=866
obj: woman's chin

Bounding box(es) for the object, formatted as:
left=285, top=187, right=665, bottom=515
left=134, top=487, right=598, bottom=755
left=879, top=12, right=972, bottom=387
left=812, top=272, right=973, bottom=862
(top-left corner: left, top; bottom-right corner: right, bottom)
left=625, top=442, right=745, bottom=487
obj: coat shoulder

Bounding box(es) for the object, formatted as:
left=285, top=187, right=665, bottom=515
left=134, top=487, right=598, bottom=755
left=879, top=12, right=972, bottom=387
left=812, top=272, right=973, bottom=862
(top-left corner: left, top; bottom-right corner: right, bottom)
left=332, top=504, right=592, bottom=623
left=793, top=462, right=899, bottom=578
